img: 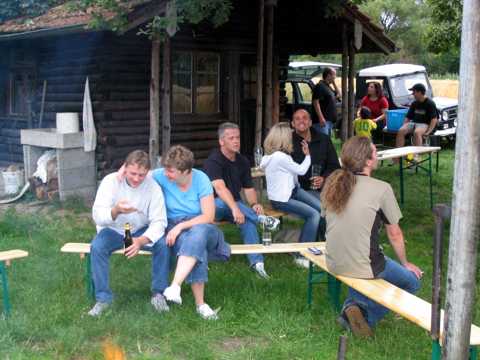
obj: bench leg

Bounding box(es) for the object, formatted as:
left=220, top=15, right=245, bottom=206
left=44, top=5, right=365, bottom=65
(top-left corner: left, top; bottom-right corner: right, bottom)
left=470, top=346, right=478, bottom=360
left=431, top=340, right=441, bottom=360
left=327, top=274, right=341, bottom=312
left=0, top=262, right=11, bottom=316
left=307, top=261, right=313, bottom=307
left=85, top=254, right=95, bottom=301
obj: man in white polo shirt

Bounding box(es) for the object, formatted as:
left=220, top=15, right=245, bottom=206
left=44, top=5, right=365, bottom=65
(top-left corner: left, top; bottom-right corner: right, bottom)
left=88, top=150, right=169, bottom=317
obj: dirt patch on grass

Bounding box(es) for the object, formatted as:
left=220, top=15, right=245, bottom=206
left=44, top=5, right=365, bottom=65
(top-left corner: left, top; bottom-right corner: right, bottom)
left=216, top=337, right=269, bottom=353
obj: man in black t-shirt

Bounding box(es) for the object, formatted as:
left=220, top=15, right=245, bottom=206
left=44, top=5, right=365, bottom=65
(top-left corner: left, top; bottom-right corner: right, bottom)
left=396, top=83, right=438, bottom=149
left=311, top=67, right=340, bottom=137
left=291, top=109, right=341, bottom=193
left=203, top=122, right=279, bottom=279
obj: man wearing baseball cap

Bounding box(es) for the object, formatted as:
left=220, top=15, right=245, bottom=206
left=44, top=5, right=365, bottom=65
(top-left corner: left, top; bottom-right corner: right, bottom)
left=395, top=83, right=438, bottom=151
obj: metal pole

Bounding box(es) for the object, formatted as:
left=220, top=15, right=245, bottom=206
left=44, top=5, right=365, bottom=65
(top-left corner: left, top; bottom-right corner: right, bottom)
left=442, top=0, right=480, bottom=357
left=337, top=335, right=348, bottom=360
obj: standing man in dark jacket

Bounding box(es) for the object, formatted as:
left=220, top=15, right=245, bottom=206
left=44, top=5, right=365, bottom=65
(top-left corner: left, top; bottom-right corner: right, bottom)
left=291, top=109, right=341, bottom=194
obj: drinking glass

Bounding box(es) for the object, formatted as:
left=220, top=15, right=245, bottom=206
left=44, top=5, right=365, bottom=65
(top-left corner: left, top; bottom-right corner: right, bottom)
left=254, top=146, right=263, bottom=168
left=262, top=230, right=272, bottom=246
left=310, top=164, right=322, bottom=190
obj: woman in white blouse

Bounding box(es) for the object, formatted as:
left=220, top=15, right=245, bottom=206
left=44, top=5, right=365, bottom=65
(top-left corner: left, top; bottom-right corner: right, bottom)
left=260, top=123, right=322, bottom=268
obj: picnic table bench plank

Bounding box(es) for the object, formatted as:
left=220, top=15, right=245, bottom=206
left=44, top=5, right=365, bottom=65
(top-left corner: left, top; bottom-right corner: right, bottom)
left=61, top=242, right=324, bottom=255
left=0, top=250, right=29, bottom=264
left=300, top=249, right=480, bottom=348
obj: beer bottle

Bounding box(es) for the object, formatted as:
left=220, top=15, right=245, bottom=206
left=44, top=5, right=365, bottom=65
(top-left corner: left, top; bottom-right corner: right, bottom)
left=123, top=223, right=133, bottom=248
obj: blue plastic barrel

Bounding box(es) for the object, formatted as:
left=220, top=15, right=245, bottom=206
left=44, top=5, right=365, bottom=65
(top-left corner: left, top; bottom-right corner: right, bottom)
left=386, top=109, right=408, bottom=131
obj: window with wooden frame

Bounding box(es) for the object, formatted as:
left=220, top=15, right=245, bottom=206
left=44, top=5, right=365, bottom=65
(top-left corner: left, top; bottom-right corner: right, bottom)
left=7, top=68, right=35, bottom=117
left=172, top=51, right=220, bottom=114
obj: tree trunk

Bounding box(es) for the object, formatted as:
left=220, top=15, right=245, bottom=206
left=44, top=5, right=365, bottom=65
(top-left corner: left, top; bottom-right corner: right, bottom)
left=161, top=36, right=172, bottom=158
left=341, top=23, right=349, bottom=142
left=442, top=0, right=480, bottom=358
left=149, top=37, right=160, bottom=167
left=347, top=40, right=355, bottom=138
left=255, top=0, right=265, bottom=149
left=264, top=1, right=274, bottom=131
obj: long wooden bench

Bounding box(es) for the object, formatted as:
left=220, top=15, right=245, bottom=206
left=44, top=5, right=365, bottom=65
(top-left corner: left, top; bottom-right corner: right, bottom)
left=300, top=247, right=480, bottom=360
left=61, top=241, right=322, bottom=300
left=0, top=249, right=29, bottom=316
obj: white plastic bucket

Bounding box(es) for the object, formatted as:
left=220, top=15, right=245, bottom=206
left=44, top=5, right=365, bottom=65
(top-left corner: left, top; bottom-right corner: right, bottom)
left=2, top=170, right=24, bottom=194
left=56, top=112, right=79, bottom=134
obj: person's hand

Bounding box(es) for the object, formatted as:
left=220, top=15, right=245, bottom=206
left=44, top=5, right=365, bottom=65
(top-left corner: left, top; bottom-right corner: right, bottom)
left=166, top=224, right=183, bottom=246
left=403, top=262, right=423, bottom=279
left=301, top=140, right=310, bottom=155
left=319, top=118, right=326, bottom=127
left=232, top=207, right=245, bottom=225
left=114, top=200, right=137, bottom=214
left=311, top=176, right=324, bottom=189
left=252, top=203, right=264, bottom=215
left=124, top=238, right=142, bottom=259
left=116, top=163, right=126, bottom=181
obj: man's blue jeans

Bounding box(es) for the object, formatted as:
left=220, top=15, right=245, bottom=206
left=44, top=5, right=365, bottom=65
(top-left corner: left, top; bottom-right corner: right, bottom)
left=167, top=221, right=225, bottom=284
left=270, top=187, right=321, bottom=243
left=313, top=120, right=333, bottom=137
left=214, top=198, right=263, bottom=266
left=343, top=257, right=421, bottom=327
left=90, top=227, right=170, bottom=304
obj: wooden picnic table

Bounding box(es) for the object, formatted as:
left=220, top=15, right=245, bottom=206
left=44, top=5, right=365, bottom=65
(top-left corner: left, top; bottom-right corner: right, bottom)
left=377, top=146, right=441, bottom=208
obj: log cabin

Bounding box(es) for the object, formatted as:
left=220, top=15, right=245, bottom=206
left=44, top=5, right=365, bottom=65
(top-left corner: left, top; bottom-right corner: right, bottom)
left=0, top=0, right=395, bottom=178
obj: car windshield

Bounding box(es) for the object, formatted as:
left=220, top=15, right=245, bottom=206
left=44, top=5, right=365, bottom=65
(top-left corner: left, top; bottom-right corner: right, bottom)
left=389, top=72, right=429, bottom=98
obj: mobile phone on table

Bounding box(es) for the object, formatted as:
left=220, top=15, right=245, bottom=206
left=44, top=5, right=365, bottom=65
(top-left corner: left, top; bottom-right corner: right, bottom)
left=308, top=247, right=323, bottom=255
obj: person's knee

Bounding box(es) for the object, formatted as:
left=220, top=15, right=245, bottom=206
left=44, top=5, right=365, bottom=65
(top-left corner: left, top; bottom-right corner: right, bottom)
left=91, top=229, right=114, bottom=254
left=408, top=274, right=421, bottom=294
left=151, top=237, right=169, bottom=254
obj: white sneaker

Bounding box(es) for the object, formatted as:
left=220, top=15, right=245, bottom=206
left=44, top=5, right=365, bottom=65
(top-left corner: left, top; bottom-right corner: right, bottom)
left=253, top=262, right=270, bottom=279
left=163, top=284, right=182, bottom=305
left=196, top=303, right=219, bottom=320
left=87, top=302, right=110, bottom=317
left=258, top=215, right=280, bottom=231
left=294, top=257, right=310, bottom=269
left=151, top=293, right=170, bottom=312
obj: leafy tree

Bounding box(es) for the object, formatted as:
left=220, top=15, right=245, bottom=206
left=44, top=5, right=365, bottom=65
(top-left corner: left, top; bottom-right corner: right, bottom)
left=426, top=0, right=462, bottom=53
left=71, top=0, right=233, bottom=37
left=0, top=0, right=63, bottom=22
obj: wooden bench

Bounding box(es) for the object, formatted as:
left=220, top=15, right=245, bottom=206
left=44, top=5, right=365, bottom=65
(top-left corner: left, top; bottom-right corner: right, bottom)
left=300, top=247, right=480, bottom=360
left=0, top=249, right=29, bottom=316
left=61, top=241, right=323, bottom=300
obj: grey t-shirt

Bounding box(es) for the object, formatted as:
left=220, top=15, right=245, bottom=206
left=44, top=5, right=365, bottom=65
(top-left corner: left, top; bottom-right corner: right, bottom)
left=323, top=175, right=402, bottom=279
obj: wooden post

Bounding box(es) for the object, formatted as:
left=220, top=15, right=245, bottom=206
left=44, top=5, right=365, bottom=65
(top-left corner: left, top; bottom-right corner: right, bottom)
left=161, top=36, right=172, bottom=157
left=442, top=0, right=480, bottom=358
left=341, top=23, right=349, bottom=142
left=255, top=0, right=265, bottom=149
left=149, top=36, right=160, bottom=167
left=264, top=0, right=275, bottom=131
left=347, top=40, right=355, bottom=138
left=431, top=204, right=451, bottom=341
left=272, top=54, right=280, bottom=125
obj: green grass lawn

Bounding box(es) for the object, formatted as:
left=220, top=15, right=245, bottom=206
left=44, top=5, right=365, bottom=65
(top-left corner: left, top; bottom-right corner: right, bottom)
left=1, top=146, right=479, bottom=359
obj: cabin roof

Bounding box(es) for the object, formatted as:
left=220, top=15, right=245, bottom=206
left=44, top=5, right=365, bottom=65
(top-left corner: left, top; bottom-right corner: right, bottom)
left=0, top=0, right=395, bottom=54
